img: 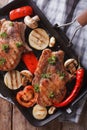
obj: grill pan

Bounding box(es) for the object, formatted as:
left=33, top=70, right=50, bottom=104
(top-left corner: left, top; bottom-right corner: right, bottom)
left=0, top=0, right=87, bottom=126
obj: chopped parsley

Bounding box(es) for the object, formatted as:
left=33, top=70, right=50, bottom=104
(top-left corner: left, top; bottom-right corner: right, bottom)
left=57, top=71, right=65, bottom=79
left=16, top=42, right=23, bottom=48
left=41, top=73, right=51, bottom=78
left=49, top=92, right=55, bottom=98
left=34, top=84, right=39, bottom=92
left=2, top=44, right=9, bottom=52
left=0, top=32, right=8, bottom=38
left=0, top=58, right=6, bottom=65
left=48, top=55, right=57, bottom=65
left=9, top=22, right=14, bottom=26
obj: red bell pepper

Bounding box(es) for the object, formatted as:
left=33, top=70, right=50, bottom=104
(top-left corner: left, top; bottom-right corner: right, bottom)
left=9, top=6, right=33, bottom=20
left=16, top=85, right=38, bottom=108
left=22, top=52, right=38, bottom=74
left=54, top=67, right=85, bottom=107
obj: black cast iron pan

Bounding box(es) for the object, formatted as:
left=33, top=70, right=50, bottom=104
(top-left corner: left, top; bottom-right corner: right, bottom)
left=0, top=0, right=87, bottom=126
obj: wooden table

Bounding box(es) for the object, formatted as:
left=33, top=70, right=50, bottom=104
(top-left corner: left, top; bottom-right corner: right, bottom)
left=0, top=97, right=87, bottom=130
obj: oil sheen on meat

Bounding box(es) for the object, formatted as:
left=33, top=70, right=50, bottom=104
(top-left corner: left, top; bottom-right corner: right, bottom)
left=0, top=19, right=31, bottom=71
left=32, top=49, right=72, bottom=106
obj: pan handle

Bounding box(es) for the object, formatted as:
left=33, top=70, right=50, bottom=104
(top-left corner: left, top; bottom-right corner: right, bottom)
left=76, top=10, right=87, bottom=26
left=57, top=10, right=87, bottom=28
left=56, top=10, right=87, bottom=46
left=69, top=10, right=87, bottom=44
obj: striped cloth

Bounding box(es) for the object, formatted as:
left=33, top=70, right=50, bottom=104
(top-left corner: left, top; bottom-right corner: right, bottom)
left=0, top=0, right=13, bottom=8
left=33, top=0, right=87, bottom=123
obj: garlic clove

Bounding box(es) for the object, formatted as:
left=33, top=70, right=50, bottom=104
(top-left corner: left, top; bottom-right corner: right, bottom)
left=49, top=36, right=56, bottom=47
left=48, top=106, right=56, bottom=115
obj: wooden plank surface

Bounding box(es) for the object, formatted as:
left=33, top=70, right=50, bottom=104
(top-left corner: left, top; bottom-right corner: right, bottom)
left=0, top=97, right=87, bottom=130
left=0, top=98, right=12, bottom=130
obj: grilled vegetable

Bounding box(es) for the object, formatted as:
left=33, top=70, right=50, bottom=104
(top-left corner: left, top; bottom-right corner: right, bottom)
left=16, top=85, right=38, bottom=108
left=20, top=70, right=33, bottom=86
left=24, top=15, right=40, bottom=29
left=9, top=6, right=33, bottom=20
left=4, top=70, right=22, bottom=90
left=28, top=28, right=49, bottom=50
left=64, top=58, right=78, bottom=74
left=54, top=67, right=85, bottom=107
left=22, top=52, right=38, bottom=74
left=32, top=104, right=47, bottom=120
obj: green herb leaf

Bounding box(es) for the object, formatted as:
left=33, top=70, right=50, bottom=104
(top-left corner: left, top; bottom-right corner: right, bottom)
left=48, top=55, right=57, bottom=65
left=57, top=71, right=65, bottom=79
left=2, top=44, right=9, bottom=52
left=41, top=73, right=51, bottom=78
left=0, top=58, right=6, bottom=65
left=34, top=84, right=39, bottom=92
left=9, top=22, right=14, bottom=26
left=49, top=92, right=55, bottom=98
left=0, top=32, right=8, bottom=38
left=16, top=42, right=23, bottom=48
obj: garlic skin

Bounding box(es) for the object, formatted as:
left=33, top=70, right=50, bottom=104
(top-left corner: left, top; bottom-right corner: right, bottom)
left=24, top=15, right=40, bottom=29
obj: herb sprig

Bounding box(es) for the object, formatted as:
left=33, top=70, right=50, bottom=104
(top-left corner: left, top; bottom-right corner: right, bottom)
left=48, top=55, right=57, bottom=65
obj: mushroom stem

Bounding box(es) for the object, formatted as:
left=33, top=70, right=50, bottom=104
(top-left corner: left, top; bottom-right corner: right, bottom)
left=24, top=15, right=40, bottom=29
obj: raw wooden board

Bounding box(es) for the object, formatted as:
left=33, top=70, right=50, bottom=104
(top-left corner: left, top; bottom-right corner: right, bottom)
left=0, top=0, right=87, bottom=126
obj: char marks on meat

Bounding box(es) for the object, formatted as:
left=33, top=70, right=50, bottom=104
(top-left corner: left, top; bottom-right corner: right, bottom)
left=0, top=19, right=31, bottom=71
left=32, top=49, right=72, bottom=106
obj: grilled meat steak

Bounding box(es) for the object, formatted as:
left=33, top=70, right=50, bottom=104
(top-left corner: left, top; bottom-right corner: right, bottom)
left=32, top=49, right=72, bottom=106
left=0, top=19, right=31, bottom=71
